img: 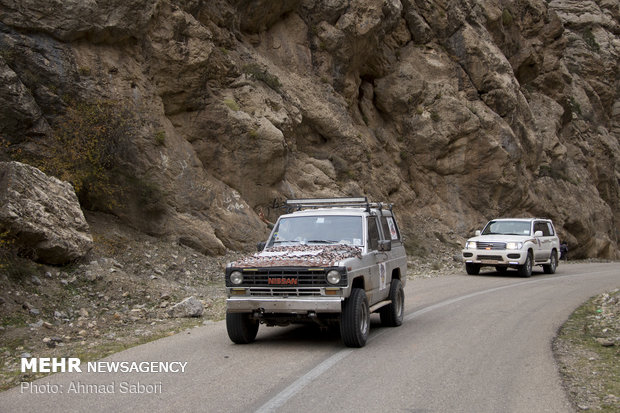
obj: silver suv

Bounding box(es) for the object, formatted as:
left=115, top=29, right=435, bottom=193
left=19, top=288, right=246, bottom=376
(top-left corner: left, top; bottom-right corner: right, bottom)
left=225, top=197, right=407, bottom=347
left=462, top=218, right=560, bottom=277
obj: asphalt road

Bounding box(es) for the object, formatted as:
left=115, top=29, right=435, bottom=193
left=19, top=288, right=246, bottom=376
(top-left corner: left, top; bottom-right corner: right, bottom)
left=1, top=262, right=618, bottom=413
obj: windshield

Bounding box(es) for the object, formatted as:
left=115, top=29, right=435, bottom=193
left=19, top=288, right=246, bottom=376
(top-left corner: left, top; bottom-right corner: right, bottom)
left=267, top=216, right=363, bottom=247
left=482, top=220, right=531, bottom=236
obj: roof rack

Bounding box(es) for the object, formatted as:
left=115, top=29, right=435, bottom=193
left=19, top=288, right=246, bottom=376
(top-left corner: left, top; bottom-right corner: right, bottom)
left=284, top=197, right=393, bottom=213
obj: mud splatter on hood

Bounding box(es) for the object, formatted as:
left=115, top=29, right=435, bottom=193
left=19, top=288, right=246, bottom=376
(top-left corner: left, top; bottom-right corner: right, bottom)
left=231, top=244, right=363, bottom=268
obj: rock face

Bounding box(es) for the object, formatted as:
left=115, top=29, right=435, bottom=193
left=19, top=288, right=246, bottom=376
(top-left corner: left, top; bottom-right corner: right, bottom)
left=0, top=0, right=618, bottom=258
left=0, top=161, right=93, bottom=264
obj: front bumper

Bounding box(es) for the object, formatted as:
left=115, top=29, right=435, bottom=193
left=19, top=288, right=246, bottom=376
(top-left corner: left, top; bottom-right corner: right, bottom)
left=462, top=249, right=526, bottom=266
left=226, top=296, right=343, bottom=313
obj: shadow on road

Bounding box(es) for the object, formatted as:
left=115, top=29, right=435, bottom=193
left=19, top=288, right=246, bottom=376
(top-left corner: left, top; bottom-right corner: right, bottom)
left=473, top=269, right=545, bottom=278
left=249, top=315, right=387, bottom=347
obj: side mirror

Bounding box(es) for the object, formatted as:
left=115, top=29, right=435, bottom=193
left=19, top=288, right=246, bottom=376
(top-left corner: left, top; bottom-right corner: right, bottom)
left=378, top=240, right=392, bottom=251
left=257, top=242, right=266, bottom=252
left=475, top=230, right=481, bottom=236
left=534, top=231, right=543, bottom=237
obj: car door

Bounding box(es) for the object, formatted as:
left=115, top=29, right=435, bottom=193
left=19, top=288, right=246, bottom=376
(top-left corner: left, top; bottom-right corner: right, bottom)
left=366, top=215, right=386, bottom=304
left=533, top=221, right=552, bottom=261
left=546, top=221, right=560, bottom=254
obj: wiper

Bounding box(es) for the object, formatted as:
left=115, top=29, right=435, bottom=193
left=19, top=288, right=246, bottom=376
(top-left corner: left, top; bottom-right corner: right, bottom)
left=307, top=240, right=338, bottom=244
left=273, top=240, right=300, bottom=244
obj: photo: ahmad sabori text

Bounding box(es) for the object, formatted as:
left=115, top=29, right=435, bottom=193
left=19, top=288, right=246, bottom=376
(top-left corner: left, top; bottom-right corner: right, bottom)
left=21, top=380, right=163, bottom=394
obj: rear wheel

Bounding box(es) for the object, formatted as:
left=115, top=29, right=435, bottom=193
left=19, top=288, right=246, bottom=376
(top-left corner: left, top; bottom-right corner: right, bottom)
left=380, top=279, right=404, bottom=327
left=226, top=312, right=259, bottom=344
left=466, top=263, right=481, bottom=275
left=518, top=252, right=533, bottom=277
left=543, top=250, right=558, bottom=274
left=340, top=288, right=370, bottom=348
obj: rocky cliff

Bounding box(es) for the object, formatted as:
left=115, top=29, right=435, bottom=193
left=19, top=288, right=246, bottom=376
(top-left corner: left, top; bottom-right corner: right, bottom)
left=0, top=0, right=618, bottom=259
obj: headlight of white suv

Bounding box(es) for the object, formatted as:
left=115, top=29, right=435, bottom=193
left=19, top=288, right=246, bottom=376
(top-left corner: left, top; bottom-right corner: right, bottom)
left=506, top=242, right=523, bottom=250
left=465, top=241, right=477, bottom=249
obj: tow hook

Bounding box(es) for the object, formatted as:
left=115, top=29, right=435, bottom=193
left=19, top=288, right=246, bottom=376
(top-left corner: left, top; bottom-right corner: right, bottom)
left=252, top=309, right=265, bottom=319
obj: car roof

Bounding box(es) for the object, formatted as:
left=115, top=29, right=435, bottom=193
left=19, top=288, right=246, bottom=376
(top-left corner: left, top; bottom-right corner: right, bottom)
left=281, top=207, right=389, bottom=218
left=489, top=218, right=551, bottom=222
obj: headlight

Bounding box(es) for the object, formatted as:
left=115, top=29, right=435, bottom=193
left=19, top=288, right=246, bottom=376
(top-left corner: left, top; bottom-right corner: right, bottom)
left=230, top=271, right=243, bottom=285
left=506, top=242, right=523, bottom=250
left=465, top=241, right=477, bottom=249
left=326, top=270, right=341, bottom=285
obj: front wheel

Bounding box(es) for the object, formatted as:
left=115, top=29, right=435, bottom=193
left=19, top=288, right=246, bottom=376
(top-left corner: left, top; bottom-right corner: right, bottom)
left=226, top=312, right=259, bottom=344
left=518, top=252, right=533, bottom=277
left=466, top=263, right=481, bottom=275
left=380, top=279, right=404, bottom=327
left=340, top=288, right=370, bottom=348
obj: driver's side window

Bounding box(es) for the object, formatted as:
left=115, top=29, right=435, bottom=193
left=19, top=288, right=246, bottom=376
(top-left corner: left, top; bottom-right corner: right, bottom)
left=367, top=217, right=380, bottom=251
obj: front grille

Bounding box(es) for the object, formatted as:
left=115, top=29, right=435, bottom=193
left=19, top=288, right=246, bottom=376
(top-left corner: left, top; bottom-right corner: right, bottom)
left=477, top=242, right=506, bottom=250
left=477, top=255, right=503, bottom=261
left=240, top=270, right=327, bottom=286
left=248, top=287, right=323, bottom=297
left=227, top=267, right=347, bottom=287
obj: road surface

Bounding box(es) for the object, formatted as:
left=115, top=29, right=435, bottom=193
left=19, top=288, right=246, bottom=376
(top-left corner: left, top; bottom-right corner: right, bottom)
left=1, top=262, right=618, bottom=412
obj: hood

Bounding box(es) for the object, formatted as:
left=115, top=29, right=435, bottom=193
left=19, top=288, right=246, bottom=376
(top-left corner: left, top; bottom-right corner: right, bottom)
left=230, top=244, right=363, bottom=268
left=468, top=234, right=532, bottom=243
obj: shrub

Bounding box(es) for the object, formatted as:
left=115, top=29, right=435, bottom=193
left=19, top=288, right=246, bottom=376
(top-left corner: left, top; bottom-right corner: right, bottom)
left=224, top=99, right=240, bottom=111
left=78, top=66, right=91, bottom=76
left=242, top=63, right=282, bottom=92
left=569, top=97, right=582, bottom=117
left=38, top=99, right=134, bottom=210
left=583, top=28, right=600, bottom=51
left=154, top=130, right=166, bottom=146
left=502, top=9, right=513, bottom=27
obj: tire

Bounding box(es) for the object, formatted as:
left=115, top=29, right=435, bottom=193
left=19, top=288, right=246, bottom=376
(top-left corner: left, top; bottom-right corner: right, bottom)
left=226, top=312, right=259, bottom=344
left=465, top=263, right=481, bottom=275
left=380, top=279, right=404, bottom=327
left=340, top=288, right=370, bottom=348
left=518, top=251, right=533, bottom=278
left=543, top=250, right=558, bottom=274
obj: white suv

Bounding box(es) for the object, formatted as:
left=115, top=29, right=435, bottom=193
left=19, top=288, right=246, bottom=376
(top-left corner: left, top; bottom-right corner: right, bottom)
left=462, top=218, right=560, bottom=277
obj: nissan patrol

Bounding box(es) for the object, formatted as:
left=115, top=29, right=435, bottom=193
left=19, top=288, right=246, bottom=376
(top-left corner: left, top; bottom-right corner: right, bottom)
left=225, top=197, right=407, bottom=347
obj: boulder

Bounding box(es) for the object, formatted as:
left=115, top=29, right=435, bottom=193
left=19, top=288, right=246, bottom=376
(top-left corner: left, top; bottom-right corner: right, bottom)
left=0, top=161, right=93, bottom=264
left=167, top=296, right=204, bottom=318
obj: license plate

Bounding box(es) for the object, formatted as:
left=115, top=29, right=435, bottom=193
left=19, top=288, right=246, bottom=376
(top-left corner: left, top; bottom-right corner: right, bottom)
left=268, top=276, right=298, bottom=286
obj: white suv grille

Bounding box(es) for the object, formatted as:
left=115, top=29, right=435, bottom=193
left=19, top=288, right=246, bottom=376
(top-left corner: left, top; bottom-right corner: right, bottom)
left=477, top=242, right=506, bottom=250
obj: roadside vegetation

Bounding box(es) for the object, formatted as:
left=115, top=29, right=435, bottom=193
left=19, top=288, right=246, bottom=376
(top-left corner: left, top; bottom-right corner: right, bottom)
left=554, top=289, right=619, bottom=412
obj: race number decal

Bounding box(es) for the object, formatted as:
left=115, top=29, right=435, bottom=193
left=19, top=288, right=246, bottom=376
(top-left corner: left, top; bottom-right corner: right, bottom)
left=379, top=262, right=387, bottom=290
